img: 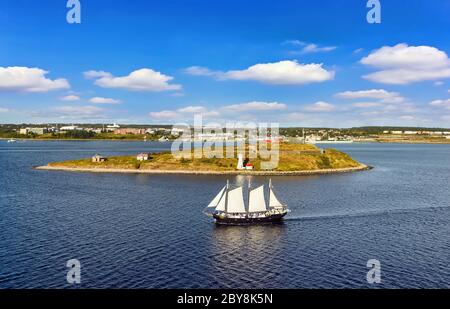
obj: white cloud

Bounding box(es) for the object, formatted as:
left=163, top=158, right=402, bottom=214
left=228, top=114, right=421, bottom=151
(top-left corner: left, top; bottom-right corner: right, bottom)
left=177, top=106, right=207, bottom=113
left=87, top=68, right=181, bottom=92
left=89, top=97, right=121, bottom=104
left=284, top=40, right=337, bottom=54
left=0, top=107, right=9, bottom=113
left=149, top=110, right=180, bottom=119
left=304, top=101, right=335, bottom=112
left=0, top=66, right=70, bottom=92
left=183, top=66, right=216, bottom=76
left=300, top=44, right=337, bottom=54
left=361, top=44, right=450, bottom=84
left=221, top=60, right=334, bottom=85
left=351, top=102, right=383, bottom=108
left=283, top=40, right=306, bottom=46
left=430, top=99, right=450, bottom=109
left=83, top=70, right=112, bottom=79
left=336, top=89, right=404, bottom=103
left=60, top=95, right=80, bottom=101
left=223, top=101, right=287, bottom=112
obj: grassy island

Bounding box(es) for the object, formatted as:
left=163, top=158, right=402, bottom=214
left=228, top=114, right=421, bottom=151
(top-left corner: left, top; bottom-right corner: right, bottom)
left=38, top=143, right=369, bottom=176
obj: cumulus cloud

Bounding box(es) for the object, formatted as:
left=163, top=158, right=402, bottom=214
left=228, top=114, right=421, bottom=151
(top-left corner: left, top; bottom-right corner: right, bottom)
left=89, top=97, right=121, bottom=104
left=429, top=99, right=450, bottom=109
left=360, top=44, right=450, bottom=84
left=223, top=101, right=287, bottom=112
left=85, top=68, right=181, bottom=92
left=223, top=60, right=334, bottom=85
left=185, top=60, right=334, bottom=85
left=0, top=66, right=70, bottom=92
left=60, top=95, right=80, bottom=101
left=304, top=101, right=335, bottom=112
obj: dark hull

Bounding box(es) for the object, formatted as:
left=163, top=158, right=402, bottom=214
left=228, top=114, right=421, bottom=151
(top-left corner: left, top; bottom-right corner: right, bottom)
left=213, top=213, right=287, bottom=225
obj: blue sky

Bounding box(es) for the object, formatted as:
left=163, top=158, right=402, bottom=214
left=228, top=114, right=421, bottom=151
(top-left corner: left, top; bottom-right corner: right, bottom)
left=0, top=0, right=450, bottom=127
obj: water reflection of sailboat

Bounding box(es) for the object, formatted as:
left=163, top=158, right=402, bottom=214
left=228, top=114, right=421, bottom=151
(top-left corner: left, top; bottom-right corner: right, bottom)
left=204, top=179, right=290, bottom=225
left=209, top=224, right=286, bottom=287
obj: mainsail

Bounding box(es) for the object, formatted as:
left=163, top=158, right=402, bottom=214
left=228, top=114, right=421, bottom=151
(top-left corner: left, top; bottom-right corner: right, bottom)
left=248, top=185, right=267, bottom=213
left=207, top=186, right=226, bottom=208
left=226, top=187, right=246, bottom=213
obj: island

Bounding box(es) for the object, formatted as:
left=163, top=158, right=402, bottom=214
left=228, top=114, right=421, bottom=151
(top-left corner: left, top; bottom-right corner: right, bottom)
left=36, top=143, right=370, bottom=176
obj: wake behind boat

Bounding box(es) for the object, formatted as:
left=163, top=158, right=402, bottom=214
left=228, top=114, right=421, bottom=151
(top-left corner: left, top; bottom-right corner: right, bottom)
left=204, top=179, right=290, bottom=225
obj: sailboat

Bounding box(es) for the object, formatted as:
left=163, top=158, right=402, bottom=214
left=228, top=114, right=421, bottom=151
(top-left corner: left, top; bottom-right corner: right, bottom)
left=205, top=179, right=290, bottom=225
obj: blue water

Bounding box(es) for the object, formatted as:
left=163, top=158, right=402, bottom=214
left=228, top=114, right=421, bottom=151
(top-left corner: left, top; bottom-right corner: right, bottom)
left=0, top=140, right=449, bottom=288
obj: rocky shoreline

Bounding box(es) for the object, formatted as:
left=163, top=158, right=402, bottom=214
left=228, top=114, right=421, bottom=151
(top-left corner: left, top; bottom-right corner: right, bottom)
left=35, top=164, right=371, bottom=176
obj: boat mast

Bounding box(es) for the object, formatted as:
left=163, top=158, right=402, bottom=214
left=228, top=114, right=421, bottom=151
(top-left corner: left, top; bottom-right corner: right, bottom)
left=247, top=178, right=251, bottom=214
left=268, top=178, right=272, bottom=209
left=224, top=179, right=229, bottom=213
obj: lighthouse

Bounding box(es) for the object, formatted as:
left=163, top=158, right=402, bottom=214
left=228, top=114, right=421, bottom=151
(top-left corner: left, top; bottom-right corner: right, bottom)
left=237, top=153, right=244, bottom=170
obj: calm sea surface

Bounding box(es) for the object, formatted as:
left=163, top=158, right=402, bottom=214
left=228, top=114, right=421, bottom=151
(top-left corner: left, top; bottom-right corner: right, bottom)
left=0, top=140, right=449, bottom=288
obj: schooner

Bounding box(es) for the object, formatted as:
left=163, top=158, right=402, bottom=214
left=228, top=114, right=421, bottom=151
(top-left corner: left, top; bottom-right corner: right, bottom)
left=205, top=179, right=290, bottom=225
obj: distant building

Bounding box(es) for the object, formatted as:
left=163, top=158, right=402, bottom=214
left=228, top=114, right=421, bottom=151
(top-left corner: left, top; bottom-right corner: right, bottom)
left=391, top=131, right=403, bottom=134
left=245, top=163, right=254, bottom=170
left=60, top=125, right=81, bottom=132
left=114, top=128, right=146, bottom=135
left=136, top=153, right=150, bottom=161
left=92, top=154, right=107, bottom=163
left=404, top=131, right=418, bottom=135
left=19, top=127, right=48, bottom=135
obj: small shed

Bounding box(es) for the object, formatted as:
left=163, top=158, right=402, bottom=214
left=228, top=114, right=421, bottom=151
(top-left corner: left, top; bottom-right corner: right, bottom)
left=92, top=154, right=107, bottom=163
left=136, top=153, right=150, bottom=161
left=245, top=163, right=254, bottom=170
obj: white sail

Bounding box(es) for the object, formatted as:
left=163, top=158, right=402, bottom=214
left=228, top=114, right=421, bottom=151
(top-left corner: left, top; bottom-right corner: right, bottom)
left=226, top=187, right=246, bottom=213
left=248, top=185, right=267, bottom=213
left=207, top=186, right=226, bottom=208
left=215, top=190, right=227, bottom=212
left=269, top=189, right=284, bottom=208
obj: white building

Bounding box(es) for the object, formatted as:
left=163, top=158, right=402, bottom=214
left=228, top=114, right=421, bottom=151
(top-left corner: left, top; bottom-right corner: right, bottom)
left=136, top=153, right=150, bottom=161
left=60, top=125, right=81, bottom=132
